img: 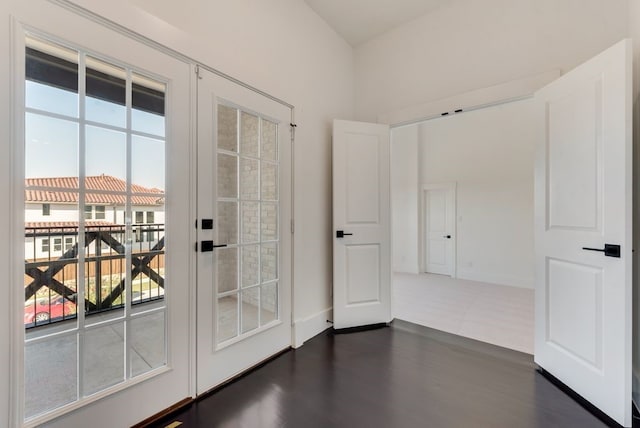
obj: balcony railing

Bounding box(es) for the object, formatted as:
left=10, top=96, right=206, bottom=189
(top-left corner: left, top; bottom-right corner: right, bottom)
left=24, top=224, right=165, bottom=328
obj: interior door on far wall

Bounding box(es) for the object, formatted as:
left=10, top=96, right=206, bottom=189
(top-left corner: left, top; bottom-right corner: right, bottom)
left=534, top=39, right=631, bottom=427
left=196, top=67, right=292, bottom=394
left=332, top=120, right=391, bottom=330
left=423, top=184, right=455, bottom=276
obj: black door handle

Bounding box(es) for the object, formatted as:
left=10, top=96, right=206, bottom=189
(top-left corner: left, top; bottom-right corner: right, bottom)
left=443, top=235, right=451, bottom=239
left=336, top=230, right=353, bottom=238
left=582, top=244, right=620, bottom=258
left=200, top=241, right=228, bottom=252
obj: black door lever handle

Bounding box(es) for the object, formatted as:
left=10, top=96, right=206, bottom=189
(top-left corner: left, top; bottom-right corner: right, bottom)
left=582, top=244, right=620, bottom=258
left=200, top=241, right=228, bottom=252
left=336, top=230, right=353, bottom=238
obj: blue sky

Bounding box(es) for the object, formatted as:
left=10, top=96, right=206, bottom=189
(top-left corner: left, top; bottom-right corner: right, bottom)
left=25, top=81, right=165, bottom=190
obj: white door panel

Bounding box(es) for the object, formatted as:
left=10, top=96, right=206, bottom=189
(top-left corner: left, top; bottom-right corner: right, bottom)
left=196, top=67, right=291, bottom=394
left=534, top=39, right=632, bottom=427
left=333, top=120, right=391, bottom=330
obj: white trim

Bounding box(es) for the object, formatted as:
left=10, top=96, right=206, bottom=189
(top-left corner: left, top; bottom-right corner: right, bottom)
left=380, top=70, right=561, bottom=128
left=24, top=366, right=172, bottom=428
left=10, top=15, right=27, bottom=428
left=215, top=320, right=284, bottom=351
left=420, top=182, right=457, bottom=277
left=292, top=307, right=332, bottom=348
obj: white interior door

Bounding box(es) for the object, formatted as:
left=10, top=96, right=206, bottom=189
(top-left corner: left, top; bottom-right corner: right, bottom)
left=424, top=185, right=455, bottom=276
left=332, top=120, right=391, bottom=330
left=196, top=67, right=292, bottom=394
left=534, top=39, right=632, bottom=427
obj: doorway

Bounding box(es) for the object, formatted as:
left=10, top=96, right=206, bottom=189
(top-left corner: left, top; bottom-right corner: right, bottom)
left=390, top=98, right=536, bottom=354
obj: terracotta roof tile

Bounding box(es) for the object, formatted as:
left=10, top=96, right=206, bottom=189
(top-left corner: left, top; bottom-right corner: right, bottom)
left=25, top=175, right=164, bottom=206
left=25, top=221, right=124, bottom=233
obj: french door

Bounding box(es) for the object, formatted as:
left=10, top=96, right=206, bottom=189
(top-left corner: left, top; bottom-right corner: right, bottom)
left=13, top=2, right=193, bottom=427
left=196, top=67, right=292, bottom=393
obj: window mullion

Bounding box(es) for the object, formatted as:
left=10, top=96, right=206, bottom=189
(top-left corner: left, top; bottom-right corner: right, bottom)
left=77, top=50, right=87, bottom=400
left=124, top=68, right=133, bottom=379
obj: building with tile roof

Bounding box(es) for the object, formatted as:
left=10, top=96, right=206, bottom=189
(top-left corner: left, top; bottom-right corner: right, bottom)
left=25, top=175, right=165, bottom=259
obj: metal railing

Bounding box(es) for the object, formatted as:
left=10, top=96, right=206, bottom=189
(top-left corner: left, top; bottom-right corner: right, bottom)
left=24, top=224, right=165, bottom=328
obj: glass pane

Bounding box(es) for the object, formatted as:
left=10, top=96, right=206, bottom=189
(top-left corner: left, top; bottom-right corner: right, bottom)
left=261, top=202, right=278, bottom=241
left=132, top=73, right=166, bottom=137
left=261, top=119, right=277, bottom=161
left=261, top=162, right=278, bottom=201
left=241, top=201, right=259, bottom=243
left=218, top=154, right=237, bottom=198
left=26, top=39, right=79, bottom=118
left=86, top=56, right=126, bottom=128
left=240, top=111, right=259, bottom=157
left=25, top=201, right=80, bottom=329
left=24, top=289, right=78, bottom=328
left=261, top=243, right=278, bottom=283
left=26, top=81, right=78, bottom=118
left=218, top=295, right=238, bottom=342
left=240, top=158, right=259, bottom=200
left=83, top=323, right=125, bottom=396
left=241, top=288, right=259, bottom=333
left=217, top=104, right=237, bottom=152
left=242, top=244, right=259, bottom=288
left=83, top=222, right=127, bottom=319
left=25, top=113, right=78, bottom=179
left=218, top=201, right=238, bottom=245
left=217, top=247, right=238, bottom=293
left=131, top=311, right=166, bottom=377
left=261, top=282, right=278, bottom=325
left=132, top=135, right=165, bottom=191
left=86, top=126, right=126, bottom=183
left=24, top=335, right=78, bottom=418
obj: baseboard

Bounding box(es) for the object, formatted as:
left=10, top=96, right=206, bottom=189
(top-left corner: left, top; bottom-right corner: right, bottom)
left=292, top=307, right=332, bottom=348
left=456, top=269, right=534, bottom=289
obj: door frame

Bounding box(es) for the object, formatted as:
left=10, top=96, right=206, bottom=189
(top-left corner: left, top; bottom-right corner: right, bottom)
left=420, top=182, right=457, bottom=277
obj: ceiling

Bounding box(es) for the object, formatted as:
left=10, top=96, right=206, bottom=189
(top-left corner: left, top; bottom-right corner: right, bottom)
left=304, top=0, right=450, bottom=46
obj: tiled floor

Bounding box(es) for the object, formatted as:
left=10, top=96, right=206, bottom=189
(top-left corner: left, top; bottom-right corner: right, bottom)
left=393, top=273, right=534, bottom=354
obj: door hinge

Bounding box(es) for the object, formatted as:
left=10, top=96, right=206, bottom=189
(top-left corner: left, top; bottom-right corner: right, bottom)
left=291, top=219, right=295, bottom=234
left=195, top=64, right=202, bottom=80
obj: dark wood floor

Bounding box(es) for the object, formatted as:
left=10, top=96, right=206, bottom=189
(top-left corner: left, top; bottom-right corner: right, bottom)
left=153, top=320, right=608, bottom=428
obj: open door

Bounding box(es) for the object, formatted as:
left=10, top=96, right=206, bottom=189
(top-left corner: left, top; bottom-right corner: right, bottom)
left=534, top=39, right=632, bottom=427
left=332, top=120, right=392, bottom=330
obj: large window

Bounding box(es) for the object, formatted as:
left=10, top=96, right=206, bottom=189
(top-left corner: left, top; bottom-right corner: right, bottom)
left=23, top=36, right=167, bottom=421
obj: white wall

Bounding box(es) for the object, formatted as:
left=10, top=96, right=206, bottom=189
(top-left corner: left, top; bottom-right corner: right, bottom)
left=354, top=0, right=629, bottom=122
left=419, top=99, right=536, bottom=288
left=391, top=125, right=419, bottom=273
left=0, top=0, right=354, bottom=426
